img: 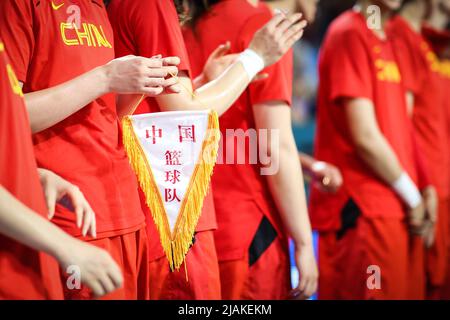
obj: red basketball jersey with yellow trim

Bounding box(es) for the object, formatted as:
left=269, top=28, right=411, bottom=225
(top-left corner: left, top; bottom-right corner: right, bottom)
left=183, top=0, right=293, bottom=261
left=0, top=40, right=63, bottom=299
left=0, top=0, right=145, bottom=238
left=388, top=16, right=449, bottom=199
left=309, top=11, right=418, bottom=231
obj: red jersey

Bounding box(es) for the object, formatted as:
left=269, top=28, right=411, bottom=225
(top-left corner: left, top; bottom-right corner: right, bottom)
left=107, top=0, right=216, bottom=261
left=388, top=16, right=449, bottom=199
left=0, top=40, right=62, bottom=299
left=0, top=0, right=145, bottom=238
left=183, top=0, right=293, bottom=261
left=309, top=11, right=418, bottom=231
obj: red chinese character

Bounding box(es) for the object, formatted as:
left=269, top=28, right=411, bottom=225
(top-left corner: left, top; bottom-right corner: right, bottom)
left=178, top=125, right=196, bottom=143
left=145, top=125, right=162, bottom=144
left=165, top=150, right=182, bottom=166
left=164, top=188, right=181, bottom=202
left=165, top=170, right=181, bottom=184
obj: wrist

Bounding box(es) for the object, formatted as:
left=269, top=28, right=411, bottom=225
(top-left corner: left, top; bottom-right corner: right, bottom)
left=95, top=64, right=112, bottom=95
left=236, top=49, right=265, bottom=80
left=48, top=233, right=73, bottom=265
left=391, top=172, right=422, bottom=209
left=294, top=237, right=314, bottom=249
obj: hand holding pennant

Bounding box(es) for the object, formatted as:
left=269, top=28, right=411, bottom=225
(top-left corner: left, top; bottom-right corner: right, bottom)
left=122, top=110, right=220, bottom=271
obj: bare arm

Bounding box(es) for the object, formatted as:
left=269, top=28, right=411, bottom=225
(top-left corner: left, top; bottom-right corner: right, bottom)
left=143, top=14, right=307, bottom=116
left=345, top=97, right=403, bottom=184
left=345, top=97, right=425, bottom=230
left=23, top=56, right=178, bottom=133
left=0, top=185, right=123, bottom=297
left=253, top=102, right=318, bottom=299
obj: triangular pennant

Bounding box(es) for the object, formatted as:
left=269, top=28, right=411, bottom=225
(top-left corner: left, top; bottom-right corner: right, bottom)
left=122, top=110, right=220, bottom=271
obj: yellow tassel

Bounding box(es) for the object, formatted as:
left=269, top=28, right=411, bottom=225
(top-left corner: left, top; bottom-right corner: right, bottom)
left=122, top=111, right=220, bottom=271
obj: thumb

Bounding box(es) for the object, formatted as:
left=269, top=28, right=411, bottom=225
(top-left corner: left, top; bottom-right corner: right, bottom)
left=46, top=189, right=57, bottom=220
left=252, top=73, right=269, bottom=82
left=210, top=41, right=231, bottom=59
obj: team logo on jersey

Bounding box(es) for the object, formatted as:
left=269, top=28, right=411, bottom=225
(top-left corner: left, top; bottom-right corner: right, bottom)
left=51, top=1, right=65, bottom=10
left=6, top=64, right=24, bottom=98
left=375, top=59, right=401, bottom=83
left=60, top=22, right=112, bottom=48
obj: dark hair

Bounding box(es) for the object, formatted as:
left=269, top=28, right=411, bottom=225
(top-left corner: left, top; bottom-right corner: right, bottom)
left=175, top=0, right=220, bottom=27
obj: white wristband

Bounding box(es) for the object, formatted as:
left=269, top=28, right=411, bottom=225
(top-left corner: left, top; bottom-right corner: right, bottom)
left=236, top=49, right=265, bottom=80
left=391, top=172, right=422, bottom=209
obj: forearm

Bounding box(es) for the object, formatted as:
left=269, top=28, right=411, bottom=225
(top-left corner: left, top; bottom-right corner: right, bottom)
left=156, top=63, right=252, bottom=116
left=24, top=66, right=109, bottom=133
left=0, top=186, right=70, bottom=261
left=193, top=63, right=251, bottom=115
left=355, top=134, right=404, bottom=184
left=116, top=94, right=144, bottom=119
left=266, top=143, right=313, bottom=247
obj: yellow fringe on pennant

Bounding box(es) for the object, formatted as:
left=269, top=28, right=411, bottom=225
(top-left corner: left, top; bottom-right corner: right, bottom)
left=122, top=111, right=220, bottom=272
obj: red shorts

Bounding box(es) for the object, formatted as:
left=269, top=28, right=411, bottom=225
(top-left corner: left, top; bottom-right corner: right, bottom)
left=148, top=230, right=221, bottom=300
left=318, top=216, right=411, bottom=300
left=426, top=198, right=449, bottom=293
left=62, top=227, right=149, bottom=300
left=219, top=237, right=291, bottom=300
left=317, top=231, right=338, bottom=300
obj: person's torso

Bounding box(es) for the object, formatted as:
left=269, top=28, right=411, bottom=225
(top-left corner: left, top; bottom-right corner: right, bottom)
left=388, top=16, right=449, bottom=199
left=183, top=0, right=288, bottom=260
left=14, top=0, right=144, bottom=237
left=0, top=39, right=62, bottom=299
left=310, top=11, right=416, bottom=230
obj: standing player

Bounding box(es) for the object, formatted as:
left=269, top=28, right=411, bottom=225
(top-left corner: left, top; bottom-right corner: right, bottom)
left=107, top=0, right=307, bottom=300
left=0, top=39, right=123, bottom=299
left=309, top=0, right=429, bottom=299
left=183, top=0, right=318, bottom=300
left=0, top=0, right=180, bottom=299
left=387, top=0, right=450, bottom=299
left=422, top=0, right=450, bottom=299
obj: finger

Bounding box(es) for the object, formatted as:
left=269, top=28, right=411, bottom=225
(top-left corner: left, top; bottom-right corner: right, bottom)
left=275, top=13, right=303, bottom=34
left=107, top=263, right=124, bottom=289
left=82, top=208, right=93, bottom=237
left=87, top=279, right=105, bottom=298
left=304, top=278, right=316, bottom=299
left=142, top=57, right=163, bottom=68
left=145, top=68, right=170, bottom=78
left=165, top=84, right=182, bottom=94
left=46, top=189, right=57, bottom=220
left=97, top=271, right=116, bottom=295
left=86, top=205, right=96, bottom=238
left=264, top=13, right=286, bottom=31
left=142, top=86, right=164, bottom=96
left=151, top=54, right=162, bottom=59
left=75, top=205, right=83, bottom=229
left=284, top=29, right=305, bottom=51
left=280, top=19, right=308, bottom=44
left=163, top=66, right=179, bottom=77
left=90, top=211, right=97, bottom=238
left=161, top=56, right=181, bottom=66
left=210, top=42, right=231, bottom=59
left=252, top=73, right=269, bottom=82
left=298, top=275, right=307, bottom=292
left=162, top=76, right=179, bottom=88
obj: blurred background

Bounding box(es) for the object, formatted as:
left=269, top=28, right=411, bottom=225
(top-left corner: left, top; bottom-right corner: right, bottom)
left=292, top=0, right=355, bottom=157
